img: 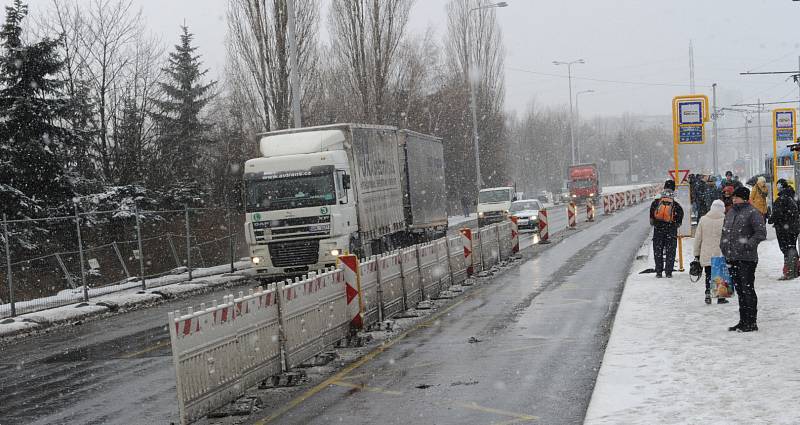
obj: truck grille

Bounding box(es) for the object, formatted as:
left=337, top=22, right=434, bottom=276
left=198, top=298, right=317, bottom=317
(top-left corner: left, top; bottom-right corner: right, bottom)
left=268, top=239, right=320, bottom=267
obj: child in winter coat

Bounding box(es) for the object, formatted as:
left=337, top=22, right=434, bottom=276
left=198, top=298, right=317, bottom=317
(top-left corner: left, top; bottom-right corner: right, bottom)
left=693, top=200, right=728, bottom=304
left=749, top=176, right=769, bottom=218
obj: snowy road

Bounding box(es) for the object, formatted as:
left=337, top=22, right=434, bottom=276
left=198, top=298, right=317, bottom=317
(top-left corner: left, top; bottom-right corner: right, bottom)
left=0, top=205, right=590, bottom=425
left=254, top=205, right=650, bottom=425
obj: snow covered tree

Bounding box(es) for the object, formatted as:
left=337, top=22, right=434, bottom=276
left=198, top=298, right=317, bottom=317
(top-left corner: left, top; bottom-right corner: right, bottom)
left=0, top=0, right=74, bottom=226
left=152, top=25, right=215, bottom=186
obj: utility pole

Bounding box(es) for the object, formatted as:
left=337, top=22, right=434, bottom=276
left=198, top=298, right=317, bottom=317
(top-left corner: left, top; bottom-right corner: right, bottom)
left=757, top=98, right=763, bottom=175
left=712, top=83, right=719, bottom=175
left=689, top=40, right=696, bottom=93
left=286, top=0, right=302, bottom=128
left=553, top=59, right=586, bottom=165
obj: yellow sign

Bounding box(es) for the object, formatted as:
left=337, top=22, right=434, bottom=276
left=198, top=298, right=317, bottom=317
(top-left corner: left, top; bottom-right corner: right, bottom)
left=672, top=95, right=709, bottom=146
left=772, top=108, right=797, bottom=199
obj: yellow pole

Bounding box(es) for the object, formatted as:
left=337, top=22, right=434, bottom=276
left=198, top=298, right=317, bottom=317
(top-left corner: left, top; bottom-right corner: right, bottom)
left=671, top=97, right=683, bottom=273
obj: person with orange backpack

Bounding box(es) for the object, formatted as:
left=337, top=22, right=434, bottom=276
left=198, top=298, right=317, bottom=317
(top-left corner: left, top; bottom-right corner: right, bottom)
left=649, top=180, right=685, bottom=278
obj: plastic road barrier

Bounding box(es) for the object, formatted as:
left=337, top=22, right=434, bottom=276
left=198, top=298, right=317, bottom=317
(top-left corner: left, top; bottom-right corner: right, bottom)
left=510, top=216, right=519, bottom=253
left=460, top=228, right=474, bottom=276
left=568, top=202, right=577, bottom=228
left=538, top=209, right=550, bottom=243
left=340, top=254, right=363, bottom=330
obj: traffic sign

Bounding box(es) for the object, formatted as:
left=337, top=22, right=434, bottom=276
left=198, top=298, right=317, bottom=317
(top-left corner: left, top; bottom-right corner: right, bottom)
left=668, top=169, right=690, bottom=184
left=773, top=108, right=798, bottom=199
left=672, top=96, right=709, bottom=145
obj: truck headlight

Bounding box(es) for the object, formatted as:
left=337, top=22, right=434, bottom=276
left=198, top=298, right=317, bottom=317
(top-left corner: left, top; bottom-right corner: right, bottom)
left=251, top=256, right=261, bottom=265
left=572, top=194, right=577, bottom=198
left=478, top=212, right=485, bottom=218
left=330, top=249, right=341, bottom=257
left=589, top=193, right=595, bottom=197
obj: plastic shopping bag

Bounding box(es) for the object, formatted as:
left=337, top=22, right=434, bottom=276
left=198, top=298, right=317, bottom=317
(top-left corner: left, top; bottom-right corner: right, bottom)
left=710, top=256, right=734, bottom=298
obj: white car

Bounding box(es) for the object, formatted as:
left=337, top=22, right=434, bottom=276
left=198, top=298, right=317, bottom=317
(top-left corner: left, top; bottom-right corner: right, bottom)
left=509, top=199, right=543, bottom=231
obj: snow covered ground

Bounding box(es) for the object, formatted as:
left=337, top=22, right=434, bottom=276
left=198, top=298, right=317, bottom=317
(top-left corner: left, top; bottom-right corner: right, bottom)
left=585, top=228, right=800, bottom=425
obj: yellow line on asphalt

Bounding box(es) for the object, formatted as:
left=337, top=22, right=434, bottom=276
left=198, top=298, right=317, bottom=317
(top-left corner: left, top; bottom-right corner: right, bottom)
left=453, top=401, right=538, bottom=422
left=121, top=339, right=171, bottom=359
left=254, top=286, right=486, bottom=424
left=330, top=380, right=404, bottom=395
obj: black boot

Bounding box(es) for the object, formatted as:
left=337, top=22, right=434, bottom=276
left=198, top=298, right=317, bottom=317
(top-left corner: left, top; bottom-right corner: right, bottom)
left=738, top=323, right=759, bottom=332
left=705, top=290, right=711, bottom=304
left=728, top=323, right=744, bottom=331
left=717, top=298, right=729, bottom=304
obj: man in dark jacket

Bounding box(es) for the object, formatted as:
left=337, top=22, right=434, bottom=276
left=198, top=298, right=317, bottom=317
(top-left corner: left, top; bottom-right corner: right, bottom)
left=768, top=179, right=799, bottom=279
left=720, top=186, right=767, bottom=332
left=650, top=180, right=684, bottom=278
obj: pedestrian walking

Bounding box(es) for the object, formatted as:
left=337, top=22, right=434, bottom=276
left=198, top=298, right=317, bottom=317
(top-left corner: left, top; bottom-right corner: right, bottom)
left=693, top=200, right=729, bottom=304
left=721, top=185, right=734, bottom=213
left=461, top=196, right=471, bottom=217
left=650, top=180, right=684, bottom=278
left=749, top=176, right=769, bottom=218
left=722, top=171, right=742, bottom=190
left=768, top=179, right=800, bottom=280
left=720, top=186, right=767, bottom=332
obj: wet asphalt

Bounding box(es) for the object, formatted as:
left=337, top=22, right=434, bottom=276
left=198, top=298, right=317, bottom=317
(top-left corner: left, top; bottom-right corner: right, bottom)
left=0, top=205, right=610, bottom=425
left=259, top=205, right=650, bottom=425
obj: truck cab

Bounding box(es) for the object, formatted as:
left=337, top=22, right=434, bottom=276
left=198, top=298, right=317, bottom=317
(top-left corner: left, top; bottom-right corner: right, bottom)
left=477, top=186, right=515, bottom=226
left=244, top=130, right=357, bottom=278
left=568, top=163, right=600, bottom=204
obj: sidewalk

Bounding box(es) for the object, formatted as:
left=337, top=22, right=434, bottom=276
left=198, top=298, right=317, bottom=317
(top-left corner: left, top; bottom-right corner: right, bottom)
left=585, top=229, right=800, bottom=425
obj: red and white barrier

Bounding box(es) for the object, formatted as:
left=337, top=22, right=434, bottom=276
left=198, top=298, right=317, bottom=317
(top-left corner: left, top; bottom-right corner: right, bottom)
left=603, top=195, right=611, bottom=215
left=587, top=202, right=595, bottom=222
left=460, top=228, right=474, bottom=276
left=510, top=216, right=519, bottom=253
left=568, top=202, right=577, bottom=228
left=340, top=254, right=363, bottom=330
left=538, top=209, right=550, bottom=243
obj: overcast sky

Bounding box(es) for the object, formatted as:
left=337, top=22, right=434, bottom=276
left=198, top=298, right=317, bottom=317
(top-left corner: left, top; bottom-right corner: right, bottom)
left=23, top=0, right=800, bottom=119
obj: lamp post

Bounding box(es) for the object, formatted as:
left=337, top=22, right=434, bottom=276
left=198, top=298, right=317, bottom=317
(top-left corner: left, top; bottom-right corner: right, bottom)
left=467, top=1, right=508, bottom=192
left=575, top=89, right=595, bottom=161
left=553, top=59, right=585, bottom=165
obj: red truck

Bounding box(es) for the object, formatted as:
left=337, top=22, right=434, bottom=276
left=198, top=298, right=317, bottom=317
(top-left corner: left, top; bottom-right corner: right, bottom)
left=568, top=163, right=601, bottom=204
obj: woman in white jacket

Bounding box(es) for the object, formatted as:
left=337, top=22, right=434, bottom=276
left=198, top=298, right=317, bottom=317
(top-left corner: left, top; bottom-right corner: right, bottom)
left=693, top=199, right=729, bottom=304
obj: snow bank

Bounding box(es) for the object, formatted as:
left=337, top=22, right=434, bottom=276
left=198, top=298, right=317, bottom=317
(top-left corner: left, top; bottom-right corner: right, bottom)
left=585, top=229, right=800, bottom=425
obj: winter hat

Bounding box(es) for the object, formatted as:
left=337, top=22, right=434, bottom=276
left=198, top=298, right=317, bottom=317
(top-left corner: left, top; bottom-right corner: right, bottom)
left=733, top=186, right=750, bottom=200
left=710, top=199, right=725, bottom=214
left=778, top=178, right=788, bottom=189
left=664, top=179, right=676, bottom=191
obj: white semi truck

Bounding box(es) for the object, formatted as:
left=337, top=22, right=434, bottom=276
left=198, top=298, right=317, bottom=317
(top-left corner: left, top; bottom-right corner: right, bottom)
left=244, top=124, right=448, bottom=279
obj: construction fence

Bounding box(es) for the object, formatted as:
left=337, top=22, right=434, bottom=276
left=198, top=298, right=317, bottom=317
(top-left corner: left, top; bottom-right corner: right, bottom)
left=167, top=220, right=518, bottom=425
left=1, top=207, right=248, bottom=319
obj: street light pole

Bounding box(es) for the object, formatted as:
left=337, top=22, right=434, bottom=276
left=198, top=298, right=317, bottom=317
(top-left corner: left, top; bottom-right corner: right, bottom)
left=575, top=89, right=595, bottom=162
left=712, top=83, right=719, bottom=176
left=287, top=0, right=302, bottom=128
left=554, top=59, right=586, bottom=165
left=467, top=1, right=507, bottom=192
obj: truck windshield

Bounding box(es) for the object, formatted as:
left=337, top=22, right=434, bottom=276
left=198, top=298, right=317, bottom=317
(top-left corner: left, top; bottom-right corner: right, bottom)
left=479, top=189, right=511, bottom=203
left=572, top=180, right=595, bottom=189
left=246, top=172, right=336, bottom=212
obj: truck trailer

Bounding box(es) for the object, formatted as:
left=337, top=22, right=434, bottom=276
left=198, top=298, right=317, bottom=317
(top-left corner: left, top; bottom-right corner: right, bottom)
left=243, top=124, right=447, bottom=279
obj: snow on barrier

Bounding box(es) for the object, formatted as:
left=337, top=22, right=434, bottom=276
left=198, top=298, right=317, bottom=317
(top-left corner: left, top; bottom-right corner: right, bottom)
left=449, top=235, right=468, bottom=284
left=359, top=257, right=381, bottom=326
left=377, top=253, right=405, bottom=319
left=168, top=288, right=282, bottom=425
left=399, top=246, right=423, bottom=306
left=434, top=238, right=452, bottom=290
left=417, top=242, right=440, bottom=299
left=166, top=219, right=515, bottom=424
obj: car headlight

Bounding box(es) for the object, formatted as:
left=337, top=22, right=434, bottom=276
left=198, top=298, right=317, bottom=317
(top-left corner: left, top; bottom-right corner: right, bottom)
left=251, top=256, right=261, bottom=265
left=503, top=210, right=509, bottom=215
left=330, top=249, right=340, bottom=257
left=572, top=194, right=577, bottom=197
left=478, top=212, right=485, bottom=218
left=589, top=193, right=595, bottom=197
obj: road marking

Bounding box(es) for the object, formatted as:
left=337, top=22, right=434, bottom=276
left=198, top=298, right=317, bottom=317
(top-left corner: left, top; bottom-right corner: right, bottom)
left=330, top=381, right=404, bottom=395
left=121, top=339, right=170, bottom=359
left=453, top=401, right=538, bottom=422
left=254, top=285, right=488, bottom=424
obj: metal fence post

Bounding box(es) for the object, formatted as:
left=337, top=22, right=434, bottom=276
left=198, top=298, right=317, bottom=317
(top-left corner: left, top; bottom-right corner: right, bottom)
left=112, top=241, right=130, bottom=279
left=227, top=205, right=235, bottom=274
left=166, top=234, right=181, bottom=268
left=135, top=207, right=146, bottom=289
left=185, top=206, right=192, bottom=281
left=74, top=203, right=89, bottom=302
left=3, top=214, right=15, bottom=317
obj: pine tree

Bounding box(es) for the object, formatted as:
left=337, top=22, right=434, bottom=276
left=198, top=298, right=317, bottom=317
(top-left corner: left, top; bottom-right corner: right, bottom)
left=0, top=0, right=74, bottom=226
left=152, top=25, right=216, bottom=187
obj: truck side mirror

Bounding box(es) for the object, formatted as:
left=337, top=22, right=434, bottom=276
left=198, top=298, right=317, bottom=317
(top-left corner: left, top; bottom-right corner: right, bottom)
left=342, top=174, right=351, bottom=190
